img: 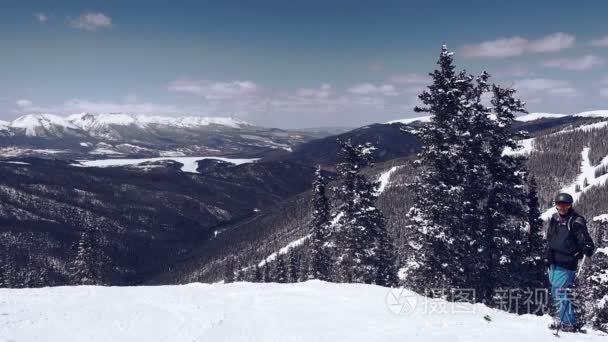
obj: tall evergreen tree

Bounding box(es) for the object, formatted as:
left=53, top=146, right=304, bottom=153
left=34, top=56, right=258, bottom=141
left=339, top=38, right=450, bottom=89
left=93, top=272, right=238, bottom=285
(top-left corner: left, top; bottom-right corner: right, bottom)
left=73, top=227, right=109, bottom=285
left=333, top=139, right=398, bottom=285
left=253, top=264, right=262, bottom=282
left=309, top=165, right=333, bottom=281
left=262, top=263, right=271, bottom=283
left=287, top=250, right=299, bottom=283
left=404, top=45, right=532, bottom=304
left=520, top=175, right=548, bottom=308
left=275, top=254, right=288, bottom=283
left=580, top=215, right=608, bottom=331
left=223, top=256, right=235, bottom=283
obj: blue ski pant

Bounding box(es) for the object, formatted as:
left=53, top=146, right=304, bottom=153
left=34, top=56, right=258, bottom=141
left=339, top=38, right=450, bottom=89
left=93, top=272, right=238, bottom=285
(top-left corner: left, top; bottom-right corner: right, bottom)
left=548, top=264, right=577, bottom=325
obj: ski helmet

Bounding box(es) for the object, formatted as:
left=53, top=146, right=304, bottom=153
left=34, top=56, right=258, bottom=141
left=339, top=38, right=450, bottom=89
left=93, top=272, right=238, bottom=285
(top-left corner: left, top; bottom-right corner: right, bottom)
left=554, top=192, right=574, bottom=205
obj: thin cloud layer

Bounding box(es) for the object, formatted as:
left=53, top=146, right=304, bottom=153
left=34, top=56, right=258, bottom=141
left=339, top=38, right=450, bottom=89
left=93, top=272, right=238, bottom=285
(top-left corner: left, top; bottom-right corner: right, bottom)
left=589, top=35, right=608, bottom=47
left=347, top=83, right=398, bottom=96
left=168, top=79, right=259, bottom=100
left=71, top=12, right=112, bottom=31
left=513, top=78, right=578, bottom=97
left=542, top=55, right=604, bottom=70
left=387, top=73, right=430, bottom=84
left=33, top=13, right=48, bottom=23
left=461, top=33, right=575, bottom=58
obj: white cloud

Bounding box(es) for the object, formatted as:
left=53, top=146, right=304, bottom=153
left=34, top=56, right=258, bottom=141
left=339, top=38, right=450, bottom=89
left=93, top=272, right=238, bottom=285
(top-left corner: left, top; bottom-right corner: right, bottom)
left=33, top=13, right=48, bottom=23
left=542, top=55, right=604, bottom=71
left=295, top=84, right=333, bottom=99
left=347, top=83, right=398, bottom=96
left=461, top=33, right=575, bottom=58
left=513, top=78, right=578, bottom=97
left=16, top=99, right=33, bottom=108
left=14, top=98, right=188, bottom=116
left=71, top=12, right=112, bottom=31
left=387, top=73, right=430, bottom=84
left=528, top=33, right=576, bottom=53
left=168, top=79, right=259, bottom=99
left=589, top=35, right=608, bottom=47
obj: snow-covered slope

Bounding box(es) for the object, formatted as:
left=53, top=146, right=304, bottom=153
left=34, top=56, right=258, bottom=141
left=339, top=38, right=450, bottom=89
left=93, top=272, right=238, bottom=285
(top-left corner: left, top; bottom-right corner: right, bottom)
left=1, top=281, right=604, bottom=341
left=515, top=113, right=568, bottom=121
left=386, top=115, right=432, bottom=125
left=9, top=114, right=80, bottom=137
left=73, top=156, right=258, bottom=173
left=575, top=110, right=608, bottom=119
left=387, top=110, right=608, bottom=125
left=541, top=147, right=608, bottom=220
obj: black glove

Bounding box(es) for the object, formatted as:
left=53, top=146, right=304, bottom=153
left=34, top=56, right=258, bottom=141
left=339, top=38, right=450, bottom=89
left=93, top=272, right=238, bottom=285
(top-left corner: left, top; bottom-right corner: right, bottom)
left=573, top=250, right=584, bottom=260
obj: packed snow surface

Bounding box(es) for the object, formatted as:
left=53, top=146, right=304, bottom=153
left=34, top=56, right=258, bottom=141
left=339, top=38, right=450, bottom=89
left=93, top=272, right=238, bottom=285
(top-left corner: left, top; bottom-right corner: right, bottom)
left=73, top=156, right=258, bottom=173
left=1, top=281, right=605, bottom=341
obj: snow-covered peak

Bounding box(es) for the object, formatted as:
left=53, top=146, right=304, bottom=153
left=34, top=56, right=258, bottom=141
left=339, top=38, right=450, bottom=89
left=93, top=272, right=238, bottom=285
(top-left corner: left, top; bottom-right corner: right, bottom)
left=386, top=116, right=432, bottom=125
left=515, top=113, right=568, bottom=122
left=574, top=110, right=608, bottom=118
left=66, top=112, right=249, bottom=130
left=10, top=114, right=78, bottom=136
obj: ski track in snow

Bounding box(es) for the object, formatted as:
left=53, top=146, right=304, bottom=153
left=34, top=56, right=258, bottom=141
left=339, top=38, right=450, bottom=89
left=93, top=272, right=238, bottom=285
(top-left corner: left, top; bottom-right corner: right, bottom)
left=72, top=157, right=258, bottom=174
left=541, top=147, right=608, bottom=220
left=377, top=166, right=400, bottom=194
left=258, top=234, right=311, bottom=267
left=1, top=281, right=606, bottom=341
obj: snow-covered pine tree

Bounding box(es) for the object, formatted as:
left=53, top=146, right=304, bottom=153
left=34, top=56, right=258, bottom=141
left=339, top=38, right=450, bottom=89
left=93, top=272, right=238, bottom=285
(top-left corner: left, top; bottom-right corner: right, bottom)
left=309, top=165, right=333, bottom=281
left=253, top=264, right=262, bottom=282
left=287, top=250, right=299, bottom=283
left=517, top=175, right=548, bottom=313
left=275, top=254, right=288, bottom=283
left=581, top=215, right=608, bottom=331
left=333, top=138, right=398, bottom=285
left=403, top=45, right=532, bottom=305
left=475, top=83, right=530, bottom=306
left=403, top=45, right=477, bottom=294
left=262, top=263, right=271, bottom=282
left=235, top=263, right=245, bottom=282
left=223, top=256, right=236, bottom=283
left=73, top=227, right=105, bottom=285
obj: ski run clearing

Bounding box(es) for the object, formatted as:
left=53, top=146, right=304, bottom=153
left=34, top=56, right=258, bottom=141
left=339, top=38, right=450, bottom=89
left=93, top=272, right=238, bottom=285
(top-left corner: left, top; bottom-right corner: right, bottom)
left=541, top=147, right=608, bottom=220
left=1, top=280, right=606, bottom=341
left=73, top=156, right=258, bottom=173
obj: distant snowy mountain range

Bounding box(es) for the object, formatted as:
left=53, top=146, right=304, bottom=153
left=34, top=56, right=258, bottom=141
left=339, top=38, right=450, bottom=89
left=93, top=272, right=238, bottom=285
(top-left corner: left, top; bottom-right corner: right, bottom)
left=1, top=112, right=249, bottom=138
left=0, top=113, right=328, bottom=159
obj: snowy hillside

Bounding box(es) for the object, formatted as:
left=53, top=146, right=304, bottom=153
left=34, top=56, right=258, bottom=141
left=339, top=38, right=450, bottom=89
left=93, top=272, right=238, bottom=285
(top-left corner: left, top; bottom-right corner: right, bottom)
left=1, top=281, right=605, bottom=341
left=386, top=109, right=608, bottom=125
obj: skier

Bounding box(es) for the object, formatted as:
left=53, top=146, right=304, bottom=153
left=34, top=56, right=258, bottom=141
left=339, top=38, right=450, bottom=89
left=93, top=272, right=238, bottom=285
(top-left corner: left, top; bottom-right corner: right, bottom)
left=544, top=192, right=595, bottom=333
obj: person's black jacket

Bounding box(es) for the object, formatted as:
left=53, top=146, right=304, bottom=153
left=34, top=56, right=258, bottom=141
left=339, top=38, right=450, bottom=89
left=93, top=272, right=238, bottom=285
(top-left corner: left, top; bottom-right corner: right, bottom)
left=544, top=210, right=595, bottom=271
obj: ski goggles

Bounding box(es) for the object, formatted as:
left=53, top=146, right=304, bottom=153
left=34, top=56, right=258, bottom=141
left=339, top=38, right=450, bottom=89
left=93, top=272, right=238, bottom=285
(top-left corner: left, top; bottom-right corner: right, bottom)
left=555, top=203, right=572, bottom=209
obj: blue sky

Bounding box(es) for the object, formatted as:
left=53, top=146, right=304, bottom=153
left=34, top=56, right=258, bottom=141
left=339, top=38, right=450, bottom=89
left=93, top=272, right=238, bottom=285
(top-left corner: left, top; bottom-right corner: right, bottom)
left=1, top=0, right=608, bottom=128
